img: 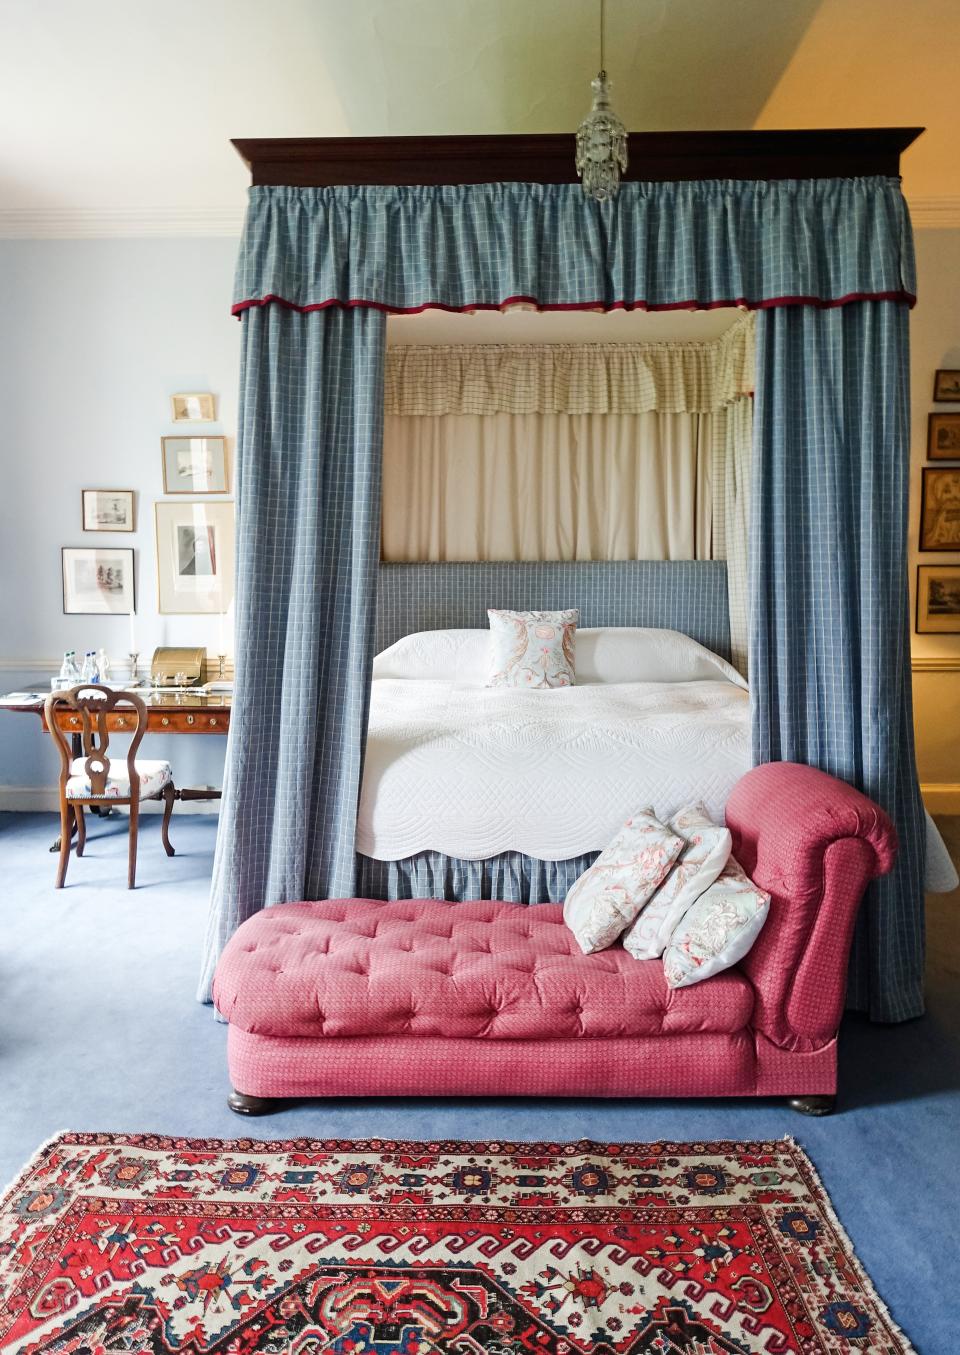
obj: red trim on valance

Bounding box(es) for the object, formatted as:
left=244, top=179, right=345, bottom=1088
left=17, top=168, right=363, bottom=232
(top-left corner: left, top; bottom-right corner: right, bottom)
left=231, top=289, right=917, bottom=318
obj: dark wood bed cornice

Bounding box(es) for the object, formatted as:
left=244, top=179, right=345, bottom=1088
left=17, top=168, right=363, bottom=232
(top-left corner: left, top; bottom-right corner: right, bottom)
left=232, top=128, right=923, bottom=188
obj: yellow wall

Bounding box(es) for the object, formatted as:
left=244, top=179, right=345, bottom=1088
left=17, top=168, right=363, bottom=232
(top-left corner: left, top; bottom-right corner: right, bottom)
left=909, top=229, right=960, bottom=807
left=754, top=0, right=960, bottom=204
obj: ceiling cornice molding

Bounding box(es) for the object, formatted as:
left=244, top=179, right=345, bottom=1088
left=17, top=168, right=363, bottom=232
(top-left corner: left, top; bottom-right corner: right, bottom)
left=908, top=196, right=960, bottom=229
left=0, top=194, right=958, bottom=240
left=0, top=206, right=246, bottom=239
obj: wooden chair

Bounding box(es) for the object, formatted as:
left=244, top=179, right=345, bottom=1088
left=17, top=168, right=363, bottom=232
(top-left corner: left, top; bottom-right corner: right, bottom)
left=44, top=684, right=176, bottom=889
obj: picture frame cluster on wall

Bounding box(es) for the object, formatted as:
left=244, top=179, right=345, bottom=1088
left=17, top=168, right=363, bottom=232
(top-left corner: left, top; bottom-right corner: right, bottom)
left=917, top=369, right=960, bottom=633
left=157, top=393, right=234, bottom=613
left=64, top=391, right=235, bottom=618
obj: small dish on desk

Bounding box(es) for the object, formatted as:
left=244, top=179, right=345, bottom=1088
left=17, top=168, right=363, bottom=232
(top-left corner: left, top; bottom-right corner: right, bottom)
left=201, top=681, right=234, bottom=694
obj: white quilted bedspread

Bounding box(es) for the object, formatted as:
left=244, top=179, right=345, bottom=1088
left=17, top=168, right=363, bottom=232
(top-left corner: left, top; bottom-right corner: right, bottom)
left=358, top=677, right=752, bottom=861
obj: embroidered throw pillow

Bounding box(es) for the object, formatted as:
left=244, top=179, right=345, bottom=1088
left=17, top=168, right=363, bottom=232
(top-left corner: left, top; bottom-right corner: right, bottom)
left=564, top=809, right=684, bottom=954
left=662, top=855, right=771, bottom=988
left=621, top=804, right=732, bottom=960
left=486, top=609, right=578, bottom=689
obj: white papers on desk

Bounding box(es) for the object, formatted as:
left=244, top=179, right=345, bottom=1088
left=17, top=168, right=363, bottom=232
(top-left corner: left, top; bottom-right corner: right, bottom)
left=0, top=693, right=44, bottom=706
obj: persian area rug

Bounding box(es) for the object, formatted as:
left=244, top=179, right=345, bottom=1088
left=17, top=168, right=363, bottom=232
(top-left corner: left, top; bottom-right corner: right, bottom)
left=0, top=1134, right=913, bottom=1354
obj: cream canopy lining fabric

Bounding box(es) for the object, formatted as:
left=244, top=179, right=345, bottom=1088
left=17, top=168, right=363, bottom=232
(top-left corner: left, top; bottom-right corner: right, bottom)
left=381, top=316, right=754, bottom=669
left=382, top=411, right=715, bottom=564
left=384, top=313, right=755, bottom=416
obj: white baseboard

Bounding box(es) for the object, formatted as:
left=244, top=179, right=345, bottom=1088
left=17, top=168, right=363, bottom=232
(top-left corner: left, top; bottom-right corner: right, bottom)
left=921, top=784, right=960, bottom=815
left=0, top=786, right=220, bottom=815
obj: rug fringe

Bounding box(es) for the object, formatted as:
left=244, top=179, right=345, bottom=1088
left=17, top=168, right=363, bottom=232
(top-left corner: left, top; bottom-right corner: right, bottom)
left=782, top=1136, right=917, bottom=1354
left=0, top=1129, right=72, bottom=1208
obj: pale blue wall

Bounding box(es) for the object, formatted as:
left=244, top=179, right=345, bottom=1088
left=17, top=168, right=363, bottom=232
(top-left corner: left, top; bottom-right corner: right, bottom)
left=0, top=238, right=241, bottom=800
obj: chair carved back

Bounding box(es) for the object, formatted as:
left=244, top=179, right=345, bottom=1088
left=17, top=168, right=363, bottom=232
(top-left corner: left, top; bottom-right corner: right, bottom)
left=44, top=685, right=148, bottom=800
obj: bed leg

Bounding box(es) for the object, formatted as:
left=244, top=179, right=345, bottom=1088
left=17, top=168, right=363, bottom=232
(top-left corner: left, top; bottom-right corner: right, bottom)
left=228, top=1089, right=278, bottom=1116
left=788, top=1094, right=836, bottom=1116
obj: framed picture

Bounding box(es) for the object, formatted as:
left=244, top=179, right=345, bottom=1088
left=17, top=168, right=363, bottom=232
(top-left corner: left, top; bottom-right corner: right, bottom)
left=81, top=488, right=135, bottom=532
left=170, top=391, right=216, bottom=422
left=920, top=467, right=960, bottom=550
left=933, top=369, right=960, bottom=402
left=917, top=565, right=960, bottom=633
left=161, top=436, right=228, bottom=494
left=62, top=547, right=135, bottom=615
left=155, top=500, right=235, bottom=614
left=928, top=413, right=960, bottom=460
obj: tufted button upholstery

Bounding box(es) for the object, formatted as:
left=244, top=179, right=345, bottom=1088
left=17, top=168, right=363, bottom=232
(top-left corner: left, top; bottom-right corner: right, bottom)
left=214, top=898, right=754, bottom=1041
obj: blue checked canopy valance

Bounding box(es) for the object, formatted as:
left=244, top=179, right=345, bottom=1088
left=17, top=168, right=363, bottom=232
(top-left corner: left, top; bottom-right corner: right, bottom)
left=233, top=177, right=916, bottom=316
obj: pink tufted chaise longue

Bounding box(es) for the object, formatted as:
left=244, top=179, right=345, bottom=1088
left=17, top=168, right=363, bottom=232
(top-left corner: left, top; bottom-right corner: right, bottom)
left=214, top=762, right=897, bottom=1117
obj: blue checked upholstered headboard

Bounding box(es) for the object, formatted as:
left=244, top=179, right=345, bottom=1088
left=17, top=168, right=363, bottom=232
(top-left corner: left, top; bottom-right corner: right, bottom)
left=375, top=561, right=731, bottom=661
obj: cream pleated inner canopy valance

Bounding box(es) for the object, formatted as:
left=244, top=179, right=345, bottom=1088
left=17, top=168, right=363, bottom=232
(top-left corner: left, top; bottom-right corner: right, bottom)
left=384, top=313, right=754, bottom=416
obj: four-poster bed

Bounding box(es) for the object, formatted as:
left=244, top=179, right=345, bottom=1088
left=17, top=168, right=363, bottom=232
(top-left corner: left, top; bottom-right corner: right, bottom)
left=201, top=127, right=927, bottom=1027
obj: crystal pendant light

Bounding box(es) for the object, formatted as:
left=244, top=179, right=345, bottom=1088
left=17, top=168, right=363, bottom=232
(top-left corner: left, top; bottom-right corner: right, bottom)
left=575, top=0, right=628, bottom=201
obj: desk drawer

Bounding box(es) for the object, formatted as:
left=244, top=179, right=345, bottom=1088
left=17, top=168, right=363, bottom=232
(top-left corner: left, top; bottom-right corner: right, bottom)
left=55, top=710, right=229, bottom=735
left=150, top=711, right=230, bottom=734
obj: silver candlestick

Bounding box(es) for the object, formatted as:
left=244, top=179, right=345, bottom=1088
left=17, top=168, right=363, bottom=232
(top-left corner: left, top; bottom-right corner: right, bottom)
left=128, top=652, right=140, bottom=684
left=217, top=654, right=227, bottom=681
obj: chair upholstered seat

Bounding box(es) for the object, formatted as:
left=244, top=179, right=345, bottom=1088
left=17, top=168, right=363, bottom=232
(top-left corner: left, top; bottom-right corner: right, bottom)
left=213, top=898, right=755, bottom=1042
left=65, top=757, right=172, bottom=800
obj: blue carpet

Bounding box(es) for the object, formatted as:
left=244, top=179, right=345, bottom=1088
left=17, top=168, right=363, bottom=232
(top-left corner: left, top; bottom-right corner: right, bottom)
left=2, top=809, right=957, bottom=1350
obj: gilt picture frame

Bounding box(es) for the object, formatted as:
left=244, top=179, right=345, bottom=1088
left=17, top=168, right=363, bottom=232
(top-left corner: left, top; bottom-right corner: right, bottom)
left=81, top=488, right=135, bottom=532
left=917, top=565, right=960, bottom=634
left=62, top=547, right=135, bottom=615
left=928, top=413, right=960, bottom=460
left=155, top=500, right=235, bottom=614
left=920, top=467, right=960, bottom=551
left=933, top=369, right=960, bottom=403
left=161, top=436, right=229, bottom=494
left=170, top=392, right=217, bottom=423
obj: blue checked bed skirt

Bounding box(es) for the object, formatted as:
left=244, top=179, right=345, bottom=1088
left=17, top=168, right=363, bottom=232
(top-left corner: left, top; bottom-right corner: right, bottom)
left=356, top=851, right=599, bottom=904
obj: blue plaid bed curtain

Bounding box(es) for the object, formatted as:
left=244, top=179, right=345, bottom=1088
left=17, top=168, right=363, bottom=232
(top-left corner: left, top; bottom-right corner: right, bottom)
left=201, top=176, right=923, bottom=1019
left=197, top=304, right=385, bottom=1001
left=752, top=302, right=924, bottom=1021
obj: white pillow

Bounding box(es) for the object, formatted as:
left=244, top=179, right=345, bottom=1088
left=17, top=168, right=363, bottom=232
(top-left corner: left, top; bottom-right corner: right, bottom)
left=372, top=630, right=489, bottom=681
left=621, top=804, right=732, bottom=960
left=487, top=609, right=579, bottom=689
left=374, top=626, right=745, bottom=690
left=576, top=628, right=746, bottom=688
left=564, top=809, right=684, bottom=954
left=662, top=855, right=771, bottom=988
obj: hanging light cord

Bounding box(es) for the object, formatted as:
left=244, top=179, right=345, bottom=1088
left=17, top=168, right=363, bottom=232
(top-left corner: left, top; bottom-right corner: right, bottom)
left=599, top=0, right=606, bottom=75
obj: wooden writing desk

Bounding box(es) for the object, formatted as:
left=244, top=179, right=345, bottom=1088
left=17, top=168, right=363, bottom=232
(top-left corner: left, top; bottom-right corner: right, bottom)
left=4, top=686, right=231, bottom=738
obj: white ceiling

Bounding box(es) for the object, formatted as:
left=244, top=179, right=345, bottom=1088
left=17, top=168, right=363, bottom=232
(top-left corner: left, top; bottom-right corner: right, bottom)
left=0, top=0, right=956, bottom=236
left=387, top=307, right=740, bottom=346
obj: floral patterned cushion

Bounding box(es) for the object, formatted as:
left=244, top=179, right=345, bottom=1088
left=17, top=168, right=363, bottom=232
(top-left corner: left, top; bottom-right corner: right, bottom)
left=563, top=809, right=684, bottom=954
left=662, top=854, right=771, bottom=988
left=621, top=804, right=732, bottom=960
left=65, top=758, right=172, bottom=800
left=486, top=609, right=578, bottom=689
